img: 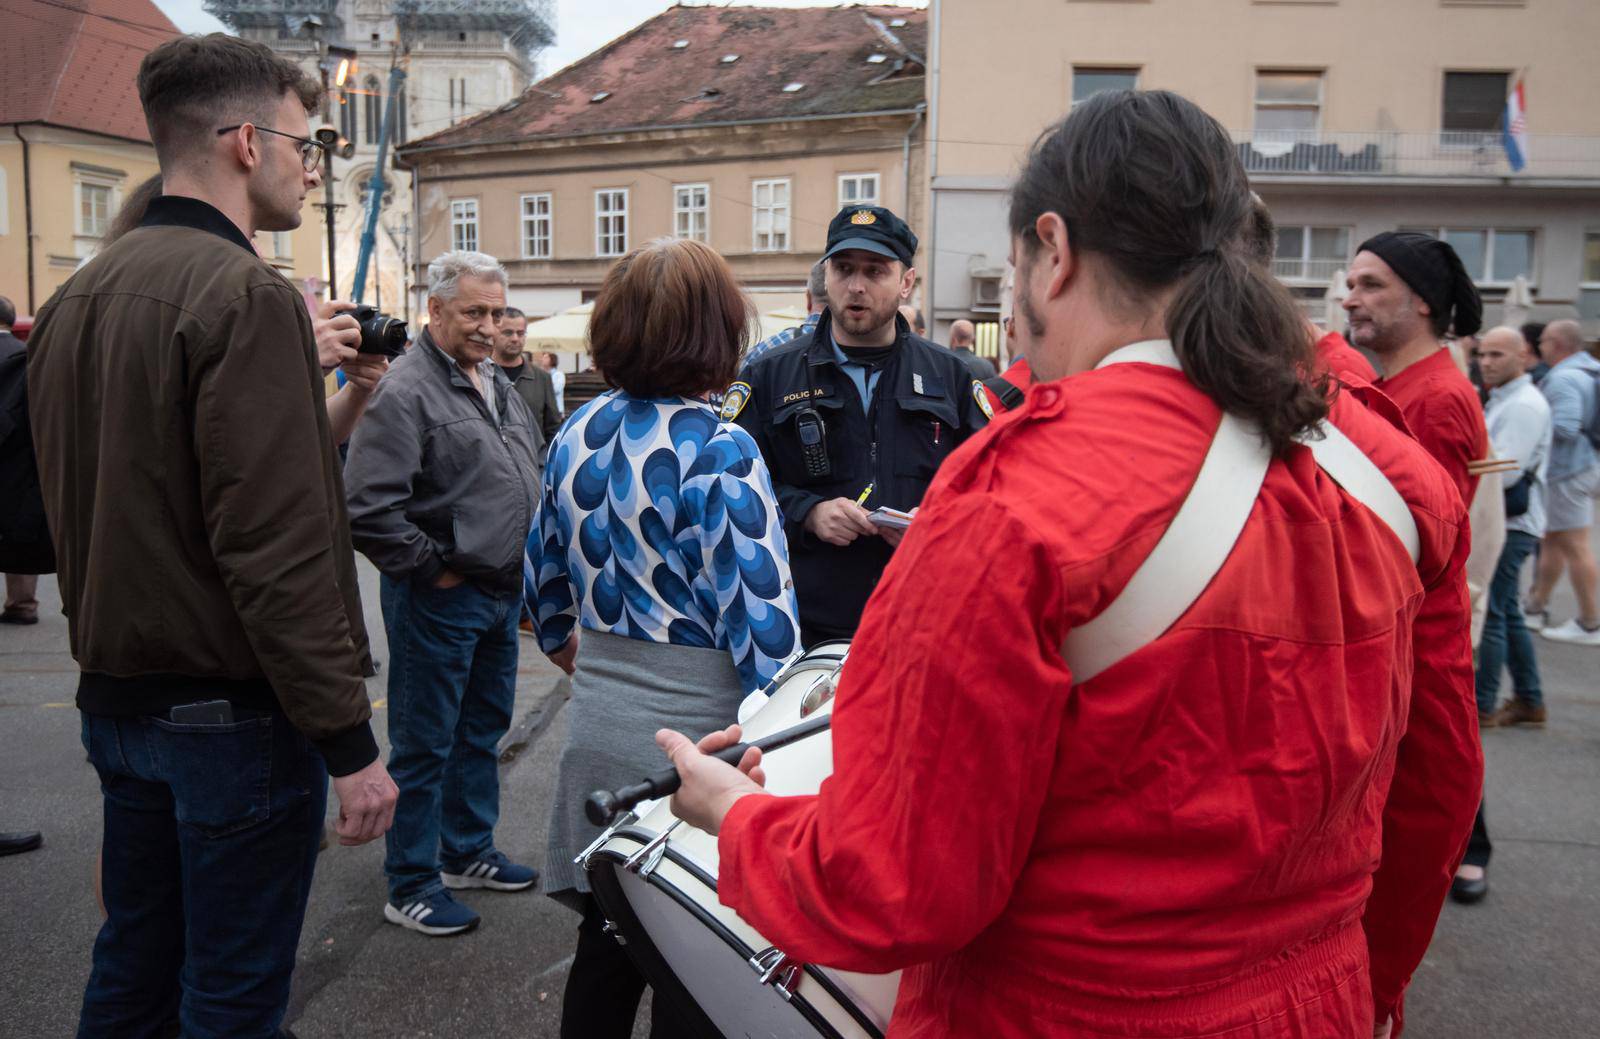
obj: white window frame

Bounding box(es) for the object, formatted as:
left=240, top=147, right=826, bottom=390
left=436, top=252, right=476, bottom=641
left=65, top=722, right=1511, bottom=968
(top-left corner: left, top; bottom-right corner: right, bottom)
left=595, top=188, right=628, bottom=258
left=1405, top=225, right=1536, bottom=287
left=751, top=178, right=791, bottom=253
left=1253, top=69, right=1324, bottom=137
left=76, top=181, right=114, bottom=239
left=521, top=192, right=553, bottom=259
left=1271, top=224, right=1350, bottom=282
left=450, top=198, right=479, bottom=253
left=673, top=183, right=709, bottom=242
left=1580, top=231, right=1600, bottom=322
left=838, top=172, right=880, bottom=209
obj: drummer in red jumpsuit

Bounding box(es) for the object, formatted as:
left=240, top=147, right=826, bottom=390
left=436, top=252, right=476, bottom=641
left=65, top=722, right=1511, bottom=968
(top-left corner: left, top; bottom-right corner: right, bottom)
left=1344, top=231, right=1494, bottom=907
left=661, top=91, right=1481, bottom=1039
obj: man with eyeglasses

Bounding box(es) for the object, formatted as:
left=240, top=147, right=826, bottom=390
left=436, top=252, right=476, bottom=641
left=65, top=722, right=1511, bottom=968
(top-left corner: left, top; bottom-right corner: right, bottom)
left=28, top=33, right=396, bottom=1039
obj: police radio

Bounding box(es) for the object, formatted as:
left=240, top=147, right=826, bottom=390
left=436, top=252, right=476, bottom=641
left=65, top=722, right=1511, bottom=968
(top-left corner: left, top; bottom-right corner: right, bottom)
left=794, top=407, right=831, bottom=479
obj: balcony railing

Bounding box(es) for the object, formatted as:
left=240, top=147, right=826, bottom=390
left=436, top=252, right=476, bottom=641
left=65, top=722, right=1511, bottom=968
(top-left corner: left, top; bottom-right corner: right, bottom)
left=1231, top=130, right=1600, bottom=179
left=1272, top=257, right=1347, bottom=283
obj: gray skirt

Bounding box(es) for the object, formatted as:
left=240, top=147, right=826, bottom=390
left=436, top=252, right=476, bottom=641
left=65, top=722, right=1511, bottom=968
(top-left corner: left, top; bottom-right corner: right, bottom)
left=543, top=628, right=745, bottom=911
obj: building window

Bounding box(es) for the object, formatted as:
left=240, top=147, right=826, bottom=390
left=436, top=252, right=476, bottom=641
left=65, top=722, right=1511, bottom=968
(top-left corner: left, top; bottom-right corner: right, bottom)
left=521, top=193, right=552, bottom=259
left=1254, top=71, right=1322, bottom=138
left=78, top=182, right=112, bottom=238
left=1580, top=233, right=1600, bottom=322
left=595, top=189, right=628, bottom=257
left=752, top=178, right=790, bottom=253
left=451, top=198, right=479, bottom=253
left=1273, top=225, right=1349, bottom=282
left=397, top=90, right=407, bottom=145
left=449, top=77, right=469, bottom=124
left=1442, top=71, right=1508, bottom=141
left=270, top=231, right=293, bottom=260
left=364, top=75, right=382, bottom=145
left=838, top=173, right=879, bottom=208
left=1403, top=226, right=1534, bottom=285
left=1072, top=67, right=1138, bottom=107
left=673, top=183, right=709, bottom=241
left=340, top=87, right=357, bottom=144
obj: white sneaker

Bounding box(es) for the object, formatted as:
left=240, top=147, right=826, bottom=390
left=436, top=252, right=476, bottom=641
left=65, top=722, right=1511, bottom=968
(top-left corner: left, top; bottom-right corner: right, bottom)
left=1539, top=619, right=1600, bottom=646
left=1522, top=605, right=1548, bottom=631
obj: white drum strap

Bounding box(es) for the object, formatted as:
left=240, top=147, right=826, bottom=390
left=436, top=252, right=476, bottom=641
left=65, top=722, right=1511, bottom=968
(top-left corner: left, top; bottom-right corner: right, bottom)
left=1062, top=340, right=1421, bottom=684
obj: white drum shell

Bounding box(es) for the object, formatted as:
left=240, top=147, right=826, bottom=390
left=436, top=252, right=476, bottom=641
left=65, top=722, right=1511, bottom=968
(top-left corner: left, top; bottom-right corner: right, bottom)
left=590, top=644, right=900, bottom=1039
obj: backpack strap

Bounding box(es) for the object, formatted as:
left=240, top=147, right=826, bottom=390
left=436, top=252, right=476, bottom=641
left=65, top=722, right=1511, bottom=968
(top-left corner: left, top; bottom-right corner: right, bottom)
left=982, top=374, right=1026, bottom=411
left=1062, top=339, right=1420, bottom=684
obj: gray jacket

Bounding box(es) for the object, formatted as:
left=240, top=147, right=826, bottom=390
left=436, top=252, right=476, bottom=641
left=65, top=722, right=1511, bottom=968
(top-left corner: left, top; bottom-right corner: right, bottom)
left=1540, top=350, right=1599, bottom=482
left=345, top=329, right=541, bottom=594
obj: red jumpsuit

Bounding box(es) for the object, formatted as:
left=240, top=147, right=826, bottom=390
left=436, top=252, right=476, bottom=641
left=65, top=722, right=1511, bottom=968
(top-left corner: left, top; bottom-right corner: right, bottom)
left=1374, top=347, right=1487, bottom=506
left=1317, top=330, right=1379, bottom=386
left=983, top=356, right=1032, bottom=413
left=718, top=359, right=1482, bottom=1037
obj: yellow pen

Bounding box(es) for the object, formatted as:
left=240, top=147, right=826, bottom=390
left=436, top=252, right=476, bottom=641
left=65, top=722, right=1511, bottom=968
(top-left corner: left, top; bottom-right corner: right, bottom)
left=855, top=482, right=875, bottom=506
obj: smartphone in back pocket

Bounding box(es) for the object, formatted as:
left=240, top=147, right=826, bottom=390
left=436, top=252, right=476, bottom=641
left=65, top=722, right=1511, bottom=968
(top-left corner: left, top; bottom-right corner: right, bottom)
left=169, top=699, right=235, bottom=725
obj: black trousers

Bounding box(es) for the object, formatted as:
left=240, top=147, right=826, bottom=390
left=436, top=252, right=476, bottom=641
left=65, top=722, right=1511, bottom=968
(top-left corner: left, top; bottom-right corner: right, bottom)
left=1464, top=800, right=1492, bottom=868
left=561, top=895, right=695, bottom=1039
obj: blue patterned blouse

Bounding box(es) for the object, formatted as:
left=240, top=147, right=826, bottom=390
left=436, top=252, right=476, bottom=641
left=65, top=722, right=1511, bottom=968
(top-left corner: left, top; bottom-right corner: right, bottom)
left=525, top=391, right=801, bottom=694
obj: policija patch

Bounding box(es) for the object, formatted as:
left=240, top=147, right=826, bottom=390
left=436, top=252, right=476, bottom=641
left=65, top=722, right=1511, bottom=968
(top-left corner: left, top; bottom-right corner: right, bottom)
left=721, top=381, right=752, bottom=422
left=972, top=379, right=995, bottom=420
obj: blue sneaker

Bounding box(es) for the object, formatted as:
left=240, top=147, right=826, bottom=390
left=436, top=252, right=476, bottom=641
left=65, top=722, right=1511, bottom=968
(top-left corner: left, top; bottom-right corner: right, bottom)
left=383, top=890, right=480, bottom=936
left=441, top=850, right=538, bottom=892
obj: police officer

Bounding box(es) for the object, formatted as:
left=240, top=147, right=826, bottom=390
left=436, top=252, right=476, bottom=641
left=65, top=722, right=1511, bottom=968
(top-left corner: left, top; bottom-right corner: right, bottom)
left=723, top=205, right=991, bottom=646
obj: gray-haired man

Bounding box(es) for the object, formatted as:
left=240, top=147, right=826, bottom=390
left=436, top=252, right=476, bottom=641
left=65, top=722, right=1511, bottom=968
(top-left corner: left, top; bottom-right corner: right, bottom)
left=345, top=251, right=543, bottom=935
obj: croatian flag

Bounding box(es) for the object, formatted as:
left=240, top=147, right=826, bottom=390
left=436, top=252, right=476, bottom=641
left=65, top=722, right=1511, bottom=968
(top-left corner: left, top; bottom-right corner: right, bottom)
left=1503, top=76, right=1528, bottom=173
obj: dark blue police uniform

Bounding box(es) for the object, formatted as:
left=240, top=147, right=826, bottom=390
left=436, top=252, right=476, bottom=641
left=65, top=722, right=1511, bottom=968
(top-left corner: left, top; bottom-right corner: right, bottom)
left=727, top=308, right=990, bottom=644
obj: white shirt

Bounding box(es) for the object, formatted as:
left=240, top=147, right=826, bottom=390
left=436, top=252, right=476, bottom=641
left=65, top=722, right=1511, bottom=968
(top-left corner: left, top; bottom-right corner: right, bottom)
left=1486, top=373, right=1554, bottom=538
left=548, top=367, right=566, bottom=413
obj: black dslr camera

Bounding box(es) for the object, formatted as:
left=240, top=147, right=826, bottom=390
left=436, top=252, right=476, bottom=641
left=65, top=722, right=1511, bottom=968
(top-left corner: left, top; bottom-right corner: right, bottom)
left=352, top=306, right=408, bottom=358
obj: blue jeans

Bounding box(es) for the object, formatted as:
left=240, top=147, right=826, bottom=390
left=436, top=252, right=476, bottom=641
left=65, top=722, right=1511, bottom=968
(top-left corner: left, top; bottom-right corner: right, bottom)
left=77, top=709, right=326, bottom=1039
left=380, top=574, right=520, bottom=902
left=1476, top=530, right=1544, bottom=713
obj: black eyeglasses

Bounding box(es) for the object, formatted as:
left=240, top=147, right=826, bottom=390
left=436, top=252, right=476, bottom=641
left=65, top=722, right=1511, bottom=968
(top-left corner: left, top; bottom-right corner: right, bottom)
left=215, top=124, right=325, bottom=172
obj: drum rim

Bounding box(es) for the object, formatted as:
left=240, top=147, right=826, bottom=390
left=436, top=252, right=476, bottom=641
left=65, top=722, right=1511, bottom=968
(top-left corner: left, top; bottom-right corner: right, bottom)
left=589, top=835, right=886, bottom=1039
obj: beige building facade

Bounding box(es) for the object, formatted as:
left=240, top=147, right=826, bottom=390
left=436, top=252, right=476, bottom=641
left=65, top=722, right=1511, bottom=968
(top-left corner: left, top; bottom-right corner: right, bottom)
left=397, top=5, right=928, bottom=325
left=404, top=116, right=924, bottom=319
left=925, top=0, right=1600, bottom=339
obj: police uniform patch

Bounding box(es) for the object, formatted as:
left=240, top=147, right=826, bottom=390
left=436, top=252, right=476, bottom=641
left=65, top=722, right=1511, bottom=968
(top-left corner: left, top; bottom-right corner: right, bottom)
left=850, top=210, right=877, bottom=225
left=973, top=379, right=995, bottom=420
left=720, top=381, right=752, bottom=422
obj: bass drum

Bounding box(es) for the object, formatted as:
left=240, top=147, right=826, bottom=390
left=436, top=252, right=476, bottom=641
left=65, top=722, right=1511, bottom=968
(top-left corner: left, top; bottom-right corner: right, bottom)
left=581, top=641, right=900, bottom=1039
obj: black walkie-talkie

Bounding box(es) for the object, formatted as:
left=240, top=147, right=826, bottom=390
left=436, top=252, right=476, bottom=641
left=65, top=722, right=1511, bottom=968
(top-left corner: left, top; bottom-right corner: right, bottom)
left=794, top=407, right=831, bottom=479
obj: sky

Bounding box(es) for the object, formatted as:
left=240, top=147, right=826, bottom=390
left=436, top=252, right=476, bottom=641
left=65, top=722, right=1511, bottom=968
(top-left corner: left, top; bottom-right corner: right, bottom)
left=152, top=1, right=927, bottom=78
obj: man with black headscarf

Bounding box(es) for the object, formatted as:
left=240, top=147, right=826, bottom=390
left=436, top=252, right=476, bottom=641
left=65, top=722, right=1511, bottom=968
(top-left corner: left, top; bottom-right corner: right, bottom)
left=1344, top=231, right=1494, bottom=907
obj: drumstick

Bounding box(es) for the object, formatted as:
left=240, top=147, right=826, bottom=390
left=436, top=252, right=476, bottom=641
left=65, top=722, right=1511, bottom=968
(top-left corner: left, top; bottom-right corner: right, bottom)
left=585, top=714, right=832, bottom=826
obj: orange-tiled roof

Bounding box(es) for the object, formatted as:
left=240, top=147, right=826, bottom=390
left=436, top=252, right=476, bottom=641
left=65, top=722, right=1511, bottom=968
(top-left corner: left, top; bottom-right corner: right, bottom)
left=401, top=4, right=926, bottom=154
left=1, top=0, right=179, bottom=142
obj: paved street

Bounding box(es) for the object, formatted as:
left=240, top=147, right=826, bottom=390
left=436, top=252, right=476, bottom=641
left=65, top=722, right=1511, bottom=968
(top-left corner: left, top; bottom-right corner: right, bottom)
left=2, top=546, right=1597, bottom=1037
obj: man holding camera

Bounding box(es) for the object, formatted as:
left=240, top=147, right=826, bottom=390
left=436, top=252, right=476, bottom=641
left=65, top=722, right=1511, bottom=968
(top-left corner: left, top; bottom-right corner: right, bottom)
left=28, top=34, right=397, bottom=1038
left=345, top=250, right=543, bottom=936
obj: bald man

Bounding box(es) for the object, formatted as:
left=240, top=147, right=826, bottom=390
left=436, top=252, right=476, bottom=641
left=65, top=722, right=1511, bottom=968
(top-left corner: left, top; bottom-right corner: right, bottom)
left=1475, top=326, right=1552, bottom=726
left=947, top=318, right=996, bottom=379
left=1525, top=319, right=1600, bottom=646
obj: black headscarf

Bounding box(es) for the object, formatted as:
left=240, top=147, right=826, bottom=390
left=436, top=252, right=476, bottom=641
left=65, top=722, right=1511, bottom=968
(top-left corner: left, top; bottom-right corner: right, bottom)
left=1356, top=231, right=1483, bottom=338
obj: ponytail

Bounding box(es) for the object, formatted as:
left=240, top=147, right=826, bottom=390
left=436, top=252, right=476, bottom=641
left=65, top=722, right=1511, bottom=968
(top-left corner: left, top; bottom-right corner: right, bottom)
left=1167, top=250, right=1329, bottom=457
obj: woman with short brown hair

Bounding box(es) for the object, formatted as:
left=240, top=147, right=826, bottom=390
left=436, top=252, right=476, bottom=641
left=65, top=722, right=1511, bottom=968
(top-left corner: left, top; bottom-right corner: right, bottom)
left=526, top=237, right=800, bottom=1037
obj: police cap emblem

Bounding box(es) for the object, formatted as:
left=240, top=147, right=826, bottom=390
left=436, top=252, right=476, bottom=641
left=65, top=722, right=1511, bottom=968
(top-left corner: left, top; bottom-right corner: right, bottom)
left=850, top=210, right=877, bottom=225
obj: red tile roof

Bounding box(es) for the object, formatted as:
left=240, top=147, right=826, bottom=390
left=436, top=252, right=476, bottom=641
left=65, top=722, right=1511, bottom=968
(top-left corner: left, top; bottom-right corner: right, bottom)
left=1, top=0, right=179, bottom=142
left=401, top=4, right=926, bottom=153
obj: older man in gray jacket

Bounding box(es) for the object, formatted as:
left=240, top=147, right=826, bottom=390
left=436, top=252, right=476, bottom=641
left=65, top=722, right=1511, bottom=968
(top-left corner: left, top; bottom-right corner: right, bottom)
left=345, top=251, right=543, bottom=936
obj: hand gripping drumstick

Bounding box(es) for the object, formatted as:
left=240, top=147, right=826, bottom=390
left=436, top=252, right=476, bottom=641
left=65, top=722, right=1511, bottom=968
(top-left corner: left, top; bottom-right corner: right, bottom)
left=584, top=714, right=832, bottom=826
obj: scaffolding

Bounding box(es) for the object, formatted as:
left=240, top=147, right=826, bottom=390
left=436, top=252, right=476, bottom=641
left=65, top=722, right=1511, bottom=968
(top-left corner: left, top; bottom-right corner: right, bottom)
left=204, top=0, right=556, bottom=59
left=203, top=0, right=342, bottom=34
left=393, top=0, right=555, bottom=59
